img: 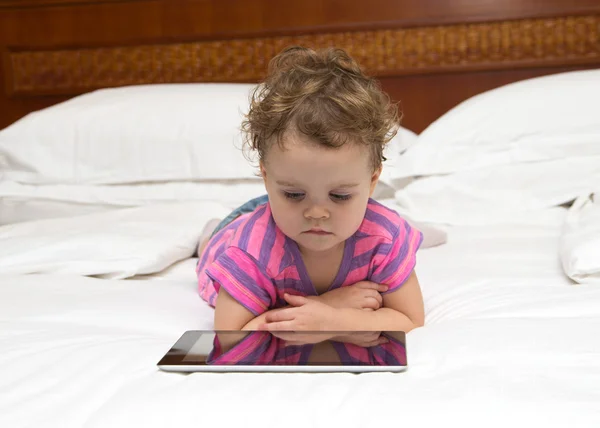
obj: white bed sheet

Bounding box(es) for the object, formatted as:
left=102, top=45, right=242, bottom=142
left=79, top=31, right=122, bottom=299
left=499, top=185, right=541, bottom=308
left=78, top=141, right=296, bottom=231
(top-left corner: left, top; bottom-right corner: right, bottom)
left=1, top=208, right=600, bottom=428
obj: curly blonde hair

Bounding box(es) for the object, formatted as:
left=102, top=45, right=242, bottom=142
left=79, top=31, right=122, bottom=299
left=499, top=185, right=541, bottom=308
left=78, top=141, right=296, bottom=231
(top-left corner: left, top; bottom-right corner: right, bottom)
left=242, top=46, right=400, bottom=172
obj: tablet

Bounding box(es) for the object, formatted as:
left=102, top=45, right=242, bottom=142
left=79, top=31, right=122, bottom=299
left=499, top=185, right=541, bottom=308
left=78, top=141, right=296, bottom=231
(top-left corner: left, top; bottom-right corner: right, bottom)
left=157, top=330, right=406, bottom=373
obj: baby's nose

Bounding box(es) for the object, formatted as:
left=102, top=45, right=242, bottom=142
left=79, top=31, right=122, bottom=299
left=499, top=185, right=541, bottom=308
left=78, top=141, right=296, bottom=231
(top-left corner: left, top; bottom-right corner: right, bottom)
left=304, top=203, right=329, bottom=219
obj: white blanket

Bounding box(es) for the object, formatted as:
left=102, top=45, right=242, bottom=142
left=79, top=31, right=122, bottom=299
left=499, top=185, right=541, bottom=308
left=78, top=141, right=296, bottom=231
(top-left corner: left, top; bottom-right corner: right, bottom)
left=1, top=207, right=600, bottom=427
left=0, top=202, right=230, bottom=279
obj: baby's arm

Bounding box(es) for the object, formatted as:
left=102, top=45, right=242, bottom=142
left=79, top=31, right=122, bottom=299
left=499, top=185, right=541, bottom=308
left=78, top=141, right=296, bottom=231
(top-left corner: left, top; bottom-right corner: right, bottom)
left=241, top=308, right=288, bottom=330
left=333, top=271, right=425, bottom=333
left=214, top=288, right=287, bottom=351
left=214, top=288, right=255, bottom=330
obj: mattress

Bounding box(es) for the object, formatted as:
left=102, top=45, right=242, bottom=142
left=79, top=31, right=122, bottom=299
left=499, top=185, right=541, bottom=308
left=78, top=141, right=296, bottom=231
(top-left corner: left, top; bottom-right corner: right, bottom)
left=1, top=207, right=599, bottom=428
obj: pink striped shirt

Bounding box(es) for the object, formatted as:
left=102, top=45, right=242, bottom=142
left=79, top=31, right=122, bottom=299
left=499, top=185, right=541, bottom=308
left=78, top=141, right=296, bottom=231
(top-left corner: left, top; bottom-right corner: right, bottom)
left=196, top=198, right=423, bottom=315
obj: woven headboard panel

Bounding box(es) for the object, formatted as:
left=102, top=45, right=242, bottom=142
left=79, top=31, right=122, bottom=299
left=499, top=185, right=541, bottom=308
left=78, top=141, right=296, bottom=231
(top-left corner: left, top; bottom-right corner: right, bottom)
left=1, top=0, right=599, bottom=132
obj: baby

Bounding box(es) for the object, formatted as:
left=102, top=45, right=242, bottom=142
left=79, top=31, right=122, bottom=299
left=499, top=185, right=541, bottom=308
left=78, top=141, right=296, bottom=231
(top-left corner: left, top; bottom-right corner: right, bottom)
left=196, top=46, right=424, bottom=347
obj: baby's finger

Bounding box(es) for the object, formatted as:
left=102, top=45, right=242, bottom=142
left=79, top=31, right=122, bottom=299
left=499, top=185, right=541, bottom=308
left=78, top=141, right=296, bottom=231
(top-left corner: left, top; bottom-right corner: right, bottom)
left=355, top=281, right=379, bottom=290
left=356, top=281, right=389, bottom=293
left=377, top=284, right=389, bottom=293
left=362, top=296, right=381, bottom=310
left=366, top=289, right=383, bottom=306
left=261, top=320, right=296, bottom=331
left=283, top=293, right=309, bottom=307
left=265, top=309, right=295, bottom=323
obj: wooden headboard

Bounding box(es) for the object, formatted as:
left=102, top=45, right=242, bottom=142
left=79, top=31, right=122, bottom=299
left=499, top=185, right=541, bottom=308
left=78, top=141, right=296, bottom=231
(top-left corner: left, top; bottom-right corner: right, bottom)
left=1, top=0, right=599, bottom=132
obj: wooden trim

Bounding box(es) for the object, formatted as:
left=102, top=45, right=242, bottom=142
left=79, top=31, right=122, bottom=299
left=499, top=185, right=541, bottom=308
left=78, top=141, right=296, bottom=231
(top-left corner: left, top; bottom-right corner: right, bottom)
left=2, top=1, right=600, bottom=28
left=0, top=0, right=137, bottom=9
left=6, top=14, right=600, bottom=96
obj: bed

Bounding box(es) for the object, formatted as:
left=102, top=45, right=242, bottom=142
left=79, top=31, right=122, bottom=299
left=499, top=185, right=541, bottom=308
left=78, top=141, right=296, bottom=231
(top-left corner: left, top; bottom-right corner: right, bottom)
left=1, top=1, right=600, bottom=427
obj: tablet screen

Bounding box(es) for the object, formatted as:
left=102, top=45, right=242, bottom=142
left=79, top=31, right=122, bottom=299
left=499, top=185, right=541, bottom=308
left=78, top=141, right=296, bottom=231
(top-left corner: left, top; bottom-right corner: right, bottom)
left=158, top=330, right=406, bottom=368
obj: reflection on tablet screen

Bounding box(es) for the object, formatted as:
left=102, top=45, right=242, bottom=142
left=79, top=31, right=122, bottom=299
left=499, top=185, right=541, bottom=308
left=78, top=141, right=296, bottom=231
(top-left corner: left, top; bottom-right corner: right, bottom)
left=159, top=331, right=406, bottom=367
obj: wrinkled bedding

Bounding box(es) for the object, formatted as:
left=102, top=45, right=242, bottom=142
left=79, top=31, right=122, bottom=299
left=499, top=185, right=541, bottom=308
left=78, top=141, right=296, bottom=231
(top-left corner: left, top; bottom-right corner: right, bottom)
left=1, top=207, right=599, bottom=427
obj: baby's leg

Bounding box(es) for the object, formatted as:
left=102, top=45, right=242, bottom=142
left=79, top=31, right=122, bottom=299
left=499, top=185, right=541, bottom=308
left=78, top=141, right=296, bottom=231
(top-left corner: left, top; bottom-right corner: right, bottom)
left=196, top=218, right=222, bottom=257
left=197, top=195, right=270, bottom=257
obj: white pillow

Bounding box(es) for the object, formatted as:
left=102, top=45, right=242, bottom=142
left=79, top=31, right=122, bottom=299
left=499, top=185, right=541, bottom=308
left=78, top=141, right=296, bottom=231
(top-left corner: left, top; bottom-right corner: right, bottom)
left=393, top=156, right=600, bottom=225
left=0, top=84, right=260, bottom=185
left=0, top=202, right=231, bottom=279
left=394, top=69, right=600, bottom=178
left=0, top=83, right=418, bottom=189
left=560, top=193, right=600, bottom=284
left=375, top=126, right=419, bottom=198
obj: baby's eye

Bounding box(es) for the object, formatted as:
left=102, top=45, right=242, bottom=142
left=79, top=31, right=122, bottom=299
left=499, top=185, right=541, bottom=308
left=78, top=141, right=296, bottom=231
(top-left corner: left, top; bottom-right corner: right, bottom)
left=330, top=193, right=352, bottom=202
left=283, top=191, right=305, bottom=201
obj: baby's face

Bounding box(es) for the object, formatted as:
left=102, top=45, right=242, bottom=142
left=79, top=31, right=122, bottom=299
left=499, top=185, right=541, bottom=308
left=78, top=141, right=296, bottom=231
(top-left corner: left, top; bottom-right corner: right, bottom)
left=261, top=132, right=380, bottom=255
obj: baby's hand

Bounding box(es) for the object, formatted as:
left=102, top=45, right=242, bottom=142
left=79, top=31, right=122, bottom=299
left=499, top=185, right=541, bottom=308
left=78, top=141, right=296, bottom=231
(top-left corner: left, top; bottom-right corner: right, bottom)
left=318, top=281, right=388, bottom=310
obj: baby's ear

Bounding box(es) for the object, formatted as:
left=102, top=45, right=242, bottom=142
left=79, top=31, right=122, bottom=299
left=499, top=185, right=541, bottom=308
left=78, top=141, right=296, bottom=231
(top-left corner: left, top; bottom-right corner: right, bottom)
left=369, top=166, right=382, bottom=196
left=259, top=161, right=267, bottom=179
